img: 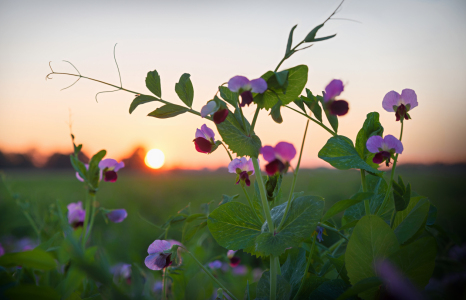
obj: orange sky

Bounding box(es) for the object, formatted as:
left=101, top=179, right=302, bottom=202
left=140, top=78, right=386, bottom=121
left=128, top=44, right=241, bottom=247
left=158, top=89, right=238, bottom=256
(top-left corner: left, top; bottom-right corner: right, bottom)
left=1, top=0, right=465, bottom=170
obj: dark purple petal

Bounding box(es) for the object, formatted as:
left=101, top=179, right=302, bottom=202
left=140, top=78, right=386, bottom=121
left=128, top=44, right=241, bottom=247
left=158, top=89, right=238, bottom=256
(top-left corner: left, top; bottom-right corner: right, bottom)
left=228, top=76, right=250, bottom=92
left=265, top=159, right=285, bottom=176
left=373, top=151, right=391, bottom=164
left=238, top=171, right=251, bottom=186
left=250, top=78, right=267, bottom=94
left=213, top=108, right=229, bottom=124
left=401, top=89, right=418, bottom=111
left=145, top=253, right=172, bottom=270
left=193, top=137, right=213, bottom=154
left=260, top=146, right=276, bottom=162
left=329, top=100, right=349, bottom=116
left=382, top=91, right=401, bottom=112
left=274, top=142, right=297, bottom=162
left=395, top=104, right=407, bottom=121
left=229, top=256, right=241, bottom=267
left=240, top=91, right=254, bottom=107
left=324, top=79, right=344, bottom=101
left=107, top=209, right=128, bottom=223
left=366, top=136, right=384, bottom=153
left=0, top=243, right=4, bottom=257
left=104, top=170, right=118, bottom=182
left=384, top=135, right=403, bottom=154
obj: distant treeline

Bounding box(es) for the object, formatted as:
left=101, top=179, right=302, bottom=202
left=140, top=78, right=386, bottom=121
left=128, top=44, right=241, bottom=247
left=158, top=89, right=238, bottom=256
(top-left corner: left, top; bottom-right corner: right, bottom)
left=0, top=147, right=147, bottom=170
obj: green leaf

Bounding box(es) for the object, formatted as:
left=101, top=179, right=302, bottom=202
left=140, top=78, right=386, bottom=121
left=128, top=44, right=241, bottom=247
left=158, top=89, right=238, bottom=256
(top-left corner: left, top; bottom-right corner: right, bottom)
left=219, top=194, right=239, bottom=206
left=274, top=70, right=290, bottom=90
left=256, top=271, right=291, bottom=300
left=129, top=94, right=159, bottom=114
left=393, top=198, right=430, bottom=244
left=327, top=255, right=350, bottom=285
left=183, top=221, right=207, bottom=242
left=304, top=24, right=324, bottom=42
left=321, top=192, right=373, bottom=222
left=148, top=103, right=189, bottom=119
left=426, top=203, right=437, bottom=226
left=313, top=34, right=337, bottom=42
left=318, top=94, right=339, bottom=133
left=175, top=73, right=194, bottom=107
left=392, top=196, right=426, bottom=228
left=254, top=65, right=308, bottom=110
left=186, top=213, right=207, bottom=223
left=345, top=215, right=399, bottom=300
left=285, top=24, right=298, bottom=58
left=5, top=285, right=60, bottom=300
left=37, top=232, right=62, bottom=251
left=389, top=236, right=437, bottom=287
left=70, top=155, right=87, bottom=183
left=216, top=113, right=262, bottom=158
left=219, top=86, right=238, bottom=108
left=0, top=249, right=57, bottom=270
left=281, top=248, right=307, bottom=298
left=255, top=196, right=324, bottom=257
left=293, top=98, right=306, bottom=112
left=318, top=136, right=383, bottom=175
left=339, top=220, right=359, bottom=231
left=355, top=112, right=384, bottom=160
left=294, top=275, right=329, bottom=299
left=265, top=173, right=283, bottom=202
left=207, top=202, right=262, bottom=254
left=336, top=277, right=382, bottom=300
left=146, top=70, right=162, bottom=98
left=304, top=89, right=323, bottom=122
left=88, top=150, right=106, bottom=189
left=309, top=279, right=349, bottom=300
left=393, top=176, right=411, bottom=212
left=245, top=281, right=257, bottom=300
left=270, top=98, right=283, bottom=124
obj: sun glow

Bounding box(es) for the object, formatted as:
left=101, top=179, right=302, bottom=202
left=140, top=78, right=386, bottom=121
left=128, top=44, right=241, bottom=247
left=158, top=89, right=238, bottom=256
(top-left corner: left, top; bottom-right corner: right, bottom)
left=145, top=149, right=165, bottom=169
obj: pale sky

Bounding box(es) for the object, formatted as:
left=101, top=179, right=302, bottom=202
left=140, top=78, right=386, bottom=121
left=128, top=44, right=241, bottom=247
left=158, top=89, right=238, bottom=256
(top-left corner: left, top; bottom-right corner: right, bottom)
left=0, top=0, right=465, bottom=169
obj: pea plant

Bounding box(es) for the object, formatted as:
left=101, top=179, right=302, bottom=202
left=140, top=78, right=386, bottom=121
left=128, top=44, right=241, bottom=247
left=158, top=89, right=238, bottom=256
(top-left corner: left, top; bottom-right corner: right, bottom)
left=0, top=2, right=441, bottom=300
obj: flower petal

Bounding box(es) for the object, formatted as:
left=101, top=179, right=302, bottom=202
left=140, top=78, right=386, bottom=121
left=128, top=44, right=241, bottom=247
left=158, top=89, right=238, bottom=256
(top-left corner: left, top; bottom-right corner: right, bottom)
left=195, top=128, right=205, bottom=139
left=104, top=170, right=118, bottom=182
left=401, top=89, right=418, bottom=110
left=113, top=161, right=125, bottom=172
left=200, top=124, right=215, bottom=141
left=329, top=100, right=349, bottom=116
left=75, top=172, right=84, bottom=182
left=324, top=79, right=344, bottom=102
left=260, top=146, right=276, bottom=162
left=99, top=158, right=117, bottom=169
left=228, top=158, right=243, bottom=173
left=384, top=135, right=403, bottom=154
left=144, top=253, right=171, bottom=270
left=107, top=209, right=128, bottom=223
left=213, top=108, right=229, bottom=124
left=250, top=78, right=267, bottom=94
left=194, top=137, right=213, bottom=154
left=200, top=101, right=218, bottom=118
left=148, top=239, right=172, bottom=254
left=228, top=76, right=250, bottom=92
left=227, top=250, right=237, bottom=258
left=274, top=142, right=296, bottom=162
left=382, top=91, right=401, bottom=112
left=208, top=260, right=223, bottom=270
left=239, top=91, right=254, bottom=107
left=366, top=135, right=384, bottom=153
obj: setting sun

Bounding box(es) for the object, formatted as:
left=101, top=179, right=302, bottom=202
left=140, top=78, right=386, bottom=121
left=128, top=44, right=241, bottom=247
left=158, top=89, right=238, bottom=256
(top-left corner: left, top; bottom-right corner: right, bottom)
left=144, top=149, right=165, bottom=169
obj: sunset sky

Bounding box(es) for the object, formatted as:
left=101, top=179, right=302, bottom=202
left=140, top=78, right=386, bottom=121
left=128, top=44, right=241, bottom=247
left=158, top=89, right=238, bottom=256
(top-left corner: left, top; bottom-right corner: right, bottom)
left=0, top=0, right=465, bottom=170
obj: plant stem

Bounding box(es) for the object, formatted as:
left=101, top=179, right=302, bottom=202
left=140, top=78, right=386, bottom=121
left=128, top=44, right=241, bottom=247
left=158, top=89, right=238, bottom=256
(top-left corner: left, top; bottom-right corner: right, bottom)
left=82, top=192, right=91, bottom=248
left=360, top=170, right=370, bottom=215
left=293, top=236, right=316, bottom=300
left=277, top=120, right=310, bottom=231
left=390, top=210, right=397, bottom=229
left=162, top=267, right=168, bottom=300
left=238, top=104, right=250, bottom=136
left=250, top=106, right=260, bottom=133
left=184, top=249, right=238, bottom=300
left=86, top=192, right=97, bottom=244
left=270, top=255, right=277, bottom=300
left=275, top=41, right=304, bottom=72
left=221, top=142, right=233, bottom=161
left=22, top=211, right=40, bottom=241
left=285, top=106, right=336, bottom=136
left=319, top=223, right=349, bottom=241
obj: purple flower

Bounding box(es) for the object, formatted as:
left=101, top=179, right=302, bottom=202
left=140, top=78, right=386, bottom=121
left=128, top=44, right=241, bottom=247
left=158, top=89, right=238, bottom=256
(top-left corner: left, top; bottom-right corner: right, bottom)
left=228, top=76, right=267, bottom=107
left=111, top=263, right=132, bottom=284
left=227, top=250, right=241, bottom=267
left=144, top=240, right=173, bottom=271
left=98, top=159, right=125, bottom=183
left=67, top=201, right=85, bottom=229
left=200, top=100, right=229, bottom=124
left=375, top=260, right=424, bottom=300
left=228, top=157, right=255, bottom=187
left=0, top=243, right=4, bottom=257
left=153, top=280, right=163, bottom=292
left=366, top=135, right=403, bottom=166
left=260, top=142, right=297, bottom=175
left=313, top=226, right=327, bottom=242
left=232, top=265, right=248, bottom=276
left=382, top=89, right=418, bottom=121
left=107, top=209, right=128, bottom=223
left=194, top=124, right=216, bottom=154
left=208, top=260, right=223, bottom=270
left=323, top=79, right=349, bottom=116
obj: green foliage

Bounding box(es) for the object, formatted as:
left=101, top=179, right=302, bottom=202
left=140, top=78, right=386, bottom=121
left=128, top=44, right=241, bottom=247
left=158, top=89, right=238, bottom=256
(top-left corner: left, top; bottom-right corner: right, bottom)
left=145, top=70, right=162, bottom=98
left=270, top=98, right=283, bottom=124
left=256, top=196, right=324, bottom=256
left=254, top=65, right=308, bottom=110
left=304, top=89, right=323, bottom=122
left=4, top=285, right=60, bottom=300
left=219, top=86, right=238, bottom=108
left=129, top=95, right=158, bottom=114
left=319, top=94, right=339, bottom=133
left=256, top=271, right=291, bottom=300
left=0, top=249, right=57, bottom=270
left=345, top=215, right=399, bottom=300
left=175, top=73, right=194, bottom=107
left=308, top=279, right=349, bottom=300
left=281, top=248, right=307, bottom=298
left=318, top=136, right=383, bottom=175
left=336, top=277, right=382, bottom=300
left=321, top=192, right=373, bottom=222
left=327, top=255, right=350, bottom=285
left=393, top=198, right=430, bottom=244
left=355, top=112, right=384, bottom=169
left=392, top=176, right=411, bottom=211
left=148, top=103, right=189, bottom=119
left=216, top=113, right=262, bottom=158
left=285, top=25, right=298, bottom=58
left=88, top=150, right=106, bottom=189
left=265, top=173, right=283, bottom=202
left=218, top=194, right=239, bottom=206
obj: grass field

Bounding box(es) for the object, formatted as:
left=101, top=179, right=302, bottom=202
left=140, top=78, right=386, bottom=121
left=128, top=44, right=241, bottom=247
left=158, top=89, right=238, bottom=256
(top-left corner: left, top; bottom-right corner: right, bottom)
left=1, top=164, right=465, bottom=297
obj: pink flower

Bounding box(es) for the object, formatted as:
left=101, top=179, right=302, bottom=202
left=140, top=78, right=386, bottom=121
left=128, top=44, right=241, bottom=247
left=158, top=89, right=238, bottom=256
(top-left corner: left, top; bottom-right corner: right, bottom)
left=193, top=124, right=216, bottom=154
left=260, top=142, right=297, bottom=175
left=382, top=89, right=418, bottom=121
left=366, top=135, right=403, bottom=166
left=200, top=100, right=229, bottom=124
left=228, top=76, right=267, bottom=107
left=67, top=201, right=85, bottom=229
left=323, top=79, right=349, bottom=116
left=228, top=157, right=255, bottom=187
left=98, top=159, right=125, bottom=182
left=227, top=250, right=241, bottom=267
left=0, top=243, right=4, bottom=257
